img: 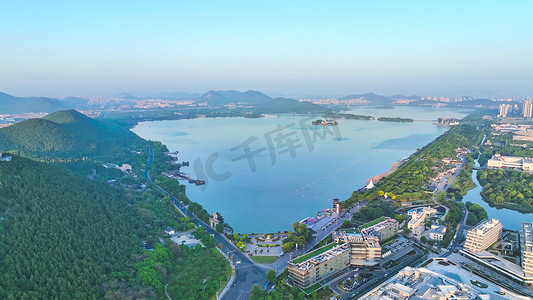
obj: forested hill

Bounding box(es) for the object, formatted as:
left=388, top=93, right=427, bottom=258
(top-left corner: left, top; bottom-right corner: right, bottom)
left=0, top=110, right=146, bottom=161
left=0, top=155, right=152, bottom=299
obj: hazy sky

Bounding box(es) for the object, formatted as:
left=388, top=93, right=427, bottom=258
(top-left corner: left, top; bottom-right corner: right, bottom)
left=1, top=1, right=532, bottom=98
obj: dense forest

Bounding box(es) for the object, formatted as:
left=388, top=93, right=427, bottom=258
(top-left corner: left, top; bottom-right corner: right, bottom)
left=0, top=110, right=146, bottom=162
left=0, top=155, right=153, bottom=299
left=0, top=111, right=233, bottom=299
left=478, top=169, right=533, bottom=212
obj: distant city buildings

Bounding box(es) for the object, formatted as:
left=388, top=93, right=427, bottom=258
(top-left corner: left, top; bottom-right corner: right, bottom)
left=491, top=123, right=533, bottom=141
left=523, top=100, right=533, bottom=118
left=464, top=219, right=502, bottom=253
left=499, top=103, right=511, bottom=117
left=487, top=154, right=533, bottom=172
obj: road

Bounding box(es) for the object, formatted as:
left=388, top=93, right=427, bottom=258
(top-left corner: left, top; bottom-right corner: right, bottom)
left=144, top=146, right=267, bottom=300
left=442, top=206, right=468, bottom=257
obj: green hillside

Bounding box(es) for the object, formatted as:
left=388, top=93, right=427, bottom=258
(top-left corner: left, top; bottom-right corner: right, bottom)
left=0, top=110, right=146, bottom=161
left=0, top=155, right=150, bottom=299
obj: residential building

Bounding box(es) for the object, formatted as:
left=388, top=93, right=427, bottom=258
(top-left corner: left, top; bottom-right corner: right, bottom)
left=288, top=242, right=350, bottom=289
left=333, top=231, right=381, bottom=266
left=487, top=154, right=533, bottom=171
left=499, top=103, right=511, bottom=117
left=429, top=225, right=447, bottom=240
left=524, top=100, right=533, bottom=118
left=360, top=217, right=399, bottom=241
left=464, top=219, right=502, bottom=252
left=521, top=222, right=533, bottom=278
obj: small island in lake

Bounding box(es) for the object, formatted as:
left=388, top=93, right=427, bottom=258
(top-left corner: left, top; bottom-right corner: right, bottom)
left=312, top=119, right=338, bottom=126
left=377, top=117, right=414, bottom=122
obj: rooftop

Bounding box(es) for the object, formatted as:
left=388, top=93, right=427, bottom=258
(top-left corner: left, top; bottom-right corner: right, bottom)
left=334, top=231, right=381, bottom=248
left=291, top=241, right=347, bottom=265
left=360, top=217, right=398, bottom=235
left=469, top=218, right=502, bottom=235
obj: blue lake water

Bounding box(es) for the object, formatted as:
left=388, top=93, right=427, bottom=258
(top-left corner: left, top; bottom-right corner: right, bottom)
left=132, top=106, right=471, bottom=233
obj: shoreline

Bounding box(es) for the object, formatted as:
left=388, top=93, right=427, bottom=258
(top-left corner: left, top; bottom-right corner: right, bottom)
left=366, top=161, right=403, bottom=185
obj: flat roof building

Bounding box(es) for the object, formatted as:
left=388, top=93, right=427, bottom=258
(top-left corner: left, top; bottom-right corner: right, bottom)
left=360, top=266, right=485, bottom=300
left=464, top=219, right=502, bottom=253
left=288, top=242, right=350, bottom=289
left=487, top=154, right=533, bottom=172
left=360, top=217, right=399, bottom=242
left=429, top=225, right=447, bottom=241
left=333, top=231, right=381, bottom=266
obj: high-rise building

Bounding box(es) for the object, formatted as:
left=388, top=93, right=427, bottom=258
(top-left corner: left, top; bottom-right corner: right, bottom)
left=521, top=223, right=533, bottom=277
left=464, top=219, right=502, bottom=252
left=499, top=103, right=511, bottom=117
left=523, top=100, right=533, bottom=118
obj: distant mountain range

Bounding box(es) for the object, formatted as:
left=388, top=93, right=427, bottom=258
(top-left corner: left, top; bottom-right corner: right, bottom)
left=0, top=92, right=76, bottom=114
left=0, top=90, right=522, bottom=115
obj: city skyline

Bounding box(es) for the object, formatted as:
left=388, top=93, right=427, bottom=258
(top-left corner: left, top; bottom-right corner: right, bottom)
left=1, top=1, right=533, bottom=98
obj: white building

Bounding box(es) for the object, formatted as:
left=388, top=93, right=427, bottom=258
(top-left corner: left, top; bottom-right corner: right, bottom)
left=487, top=154, right=533, bottom=171
left=464, top=219, right=502, bottom=253
left=523, top=100, right=533, bottom=118
left=499, top=103, right=511, bottom=117
left=429, top=225, right=447, bottom=241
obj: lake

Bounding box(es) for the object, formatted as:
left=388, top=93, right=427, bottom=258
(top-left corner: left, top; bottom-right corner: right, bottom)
left=132, top=106, right=470, bottom=233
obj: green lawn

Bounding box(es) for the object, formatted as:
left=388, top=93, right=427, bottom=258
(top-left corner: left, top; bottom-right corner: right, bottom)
left=250, top=256, right=279, bottom=264
left=292, top=242, right=343, bottom=264
left=301, top=282, right=322, bottom=295
left=359, top=216, right=386, bottom=230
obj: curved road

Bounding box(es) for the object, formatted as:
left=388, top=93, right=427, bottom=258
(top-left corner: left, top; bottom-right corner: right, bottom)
left=144, top=146, right=267, bottom=300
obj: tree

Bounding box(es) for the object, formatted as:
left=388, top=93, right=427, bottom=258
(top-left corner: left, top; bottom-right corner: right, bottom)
left=282, top=242, right=295, bottom=253
left=215, top=223, right=224, bottom=233
left=267, top=270, right=277, bottom=283
left=250, top=284, right=266, bottom=299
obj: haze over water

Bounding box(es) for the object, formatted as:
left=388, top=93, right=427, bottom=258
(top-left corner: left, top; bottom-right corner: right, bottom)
left=133, top=106, right=470, bottom=233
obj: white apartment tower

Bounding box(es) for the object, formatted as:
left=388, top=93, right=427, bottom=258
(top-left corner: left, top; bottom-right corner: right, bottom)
left=464, top=219, right=502, bottom=252
left=523, top=100, right=533, bottom=118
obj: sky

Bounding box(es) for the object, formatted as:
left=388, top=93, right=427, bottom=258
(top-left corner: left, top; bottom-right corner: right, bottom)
left=1, top=1, right=532, bottom=98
